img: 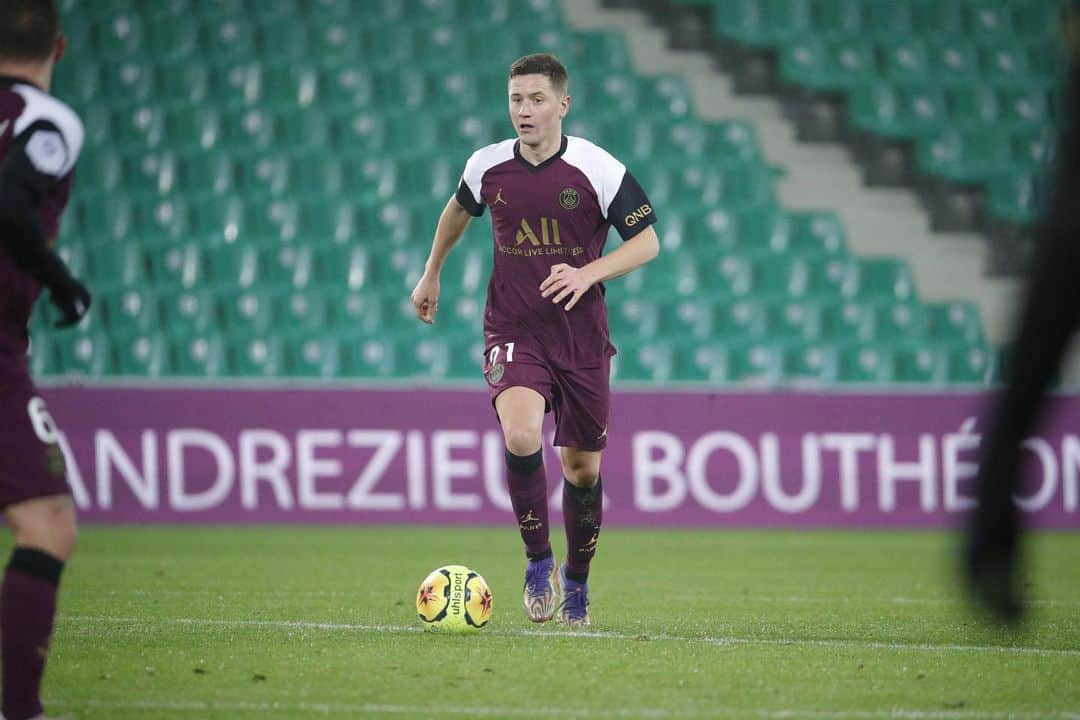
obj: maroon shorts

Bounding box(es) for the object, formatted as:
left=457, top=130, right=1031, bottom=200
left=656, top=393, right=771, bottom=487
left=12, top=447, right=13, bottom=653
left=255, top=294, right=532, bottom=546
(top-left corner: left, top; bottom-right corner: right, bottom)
left=482, top=334, right=610, bottom=451
left=0, top=367, right=72, bottom=509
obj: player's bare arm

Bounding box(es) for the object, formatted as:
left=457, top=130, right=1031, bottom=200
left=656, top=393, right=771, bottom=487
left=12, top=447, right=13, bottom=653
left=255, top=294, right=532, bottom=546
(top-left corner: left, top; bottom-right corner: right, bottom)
left=540, top=225, right=659, bottom=311
left=411, top=195, right=472, bottom=324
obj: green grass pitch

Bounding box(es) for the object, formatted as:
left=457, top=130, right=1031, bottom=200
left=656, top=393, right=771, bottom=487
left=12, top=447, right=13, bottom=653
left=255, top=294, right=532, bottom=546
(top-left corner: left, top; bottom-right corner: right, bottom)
left=13, top=526, right=1080, bottom=719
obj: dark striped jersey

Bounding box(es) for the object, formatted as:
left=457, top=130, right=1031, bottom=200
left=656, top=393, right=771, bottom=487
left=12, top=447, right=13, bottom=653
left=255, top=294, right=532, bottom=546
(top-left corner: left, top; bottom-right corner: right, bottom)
left=455, top=135, right=656, bottom=368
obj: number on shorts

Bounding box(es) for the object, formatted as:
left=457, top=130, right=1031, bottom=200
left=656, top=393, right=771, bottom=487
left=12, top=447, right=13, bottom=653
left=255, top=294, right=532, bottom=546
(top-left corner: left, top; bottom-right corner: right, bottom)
left=27, top=397, right=60, bottom=444
left=489, top=342, right=515, bottom=365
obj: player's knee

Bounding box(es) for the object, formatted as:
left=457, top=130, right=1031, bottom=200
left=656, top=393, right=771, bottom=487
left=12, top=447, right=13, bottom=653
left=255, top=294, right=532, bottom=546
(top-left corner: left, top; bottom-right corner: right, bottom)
left=502, top=426, right=542, bottom=457
left=9, top=498, right=78, bottom=561
left=562, top=459, right=600, bottom=488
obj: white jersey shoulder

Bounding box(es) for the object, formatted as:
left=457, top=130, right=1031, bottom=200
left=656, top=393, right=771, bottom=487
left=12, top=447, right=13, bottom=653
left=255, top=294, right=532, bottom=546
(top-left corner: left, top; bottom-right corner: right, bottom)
left=563, top=135, right=627, bottom=219
left=459, top=138, right=516, bottom=207
left=12, top=83, right=85, bottom=178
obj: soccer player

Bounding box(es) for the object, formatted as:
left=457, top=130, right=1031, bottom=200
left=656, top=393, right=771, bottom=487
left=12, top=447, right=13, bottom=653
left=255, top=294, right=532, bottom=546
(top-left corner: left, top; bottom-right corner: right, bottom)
left=0, top=1, right=90, bottom=717
left=411, top=53, right=659, bottom=627
left=964, top=13, right=1079, bottom=625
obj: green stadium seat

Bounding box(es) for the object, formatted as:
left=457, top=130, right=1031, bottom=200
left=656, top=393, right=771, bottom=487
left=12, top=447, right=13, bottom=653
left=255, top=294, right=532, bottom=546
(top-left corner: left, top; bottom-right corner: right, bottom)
left=229, top=335, right=285, bottom=377
left=342, top=337, right=398, bottom=379
left=439, top=248, right=490, bottom=295
left=138, top=196, right=192, bottom=241
left=255, top=21, right=310, bottom=61
left=812, top=0, right=865, bottom=35
left=878, top=38, right=930, bottom=83
left=946, top=343, right=999, bottom=384
left=192, top=0, right=246, bottom=23
left=916, top=127, right=1015, bottom=184
left=274, top=289, right=329, bottom=330
left=101, top=288, right=159, bottom=333
left=660, top=299, right=717, bottom=342
left=87, top=240, right=146, bottom=291
left=819, top=300, right=870, bottom=341
left=911, top=1, right=963, bottom=37
left=998, top=85, right=1053, bottom=130
left=980, top=46, right=1034, bottom=87
left=706, top=121, right=765, bottom=162
left=160, top=289, right=218, bottom=335
left=859, top=0, right=915, bottom=38
left=619, top=250, right=702, bottom=298
left=202, top=243, right=260, bottom=289
left=786, top=211, right=847, bottom=255
left=612, top=340, right=677, bottom=383
left=767, top=299, right=824, bottom=341
left=947, top=85, right=1000, bottom=128
left=262, top=244, right=316, bottom=289
left=91, top=12, right=145, bottom=62
left=147, top=241, right=203, bottom=290
left=609, top=298, right=662, bottom=342
left=870, top=300, right=927, bottom=340
left=170, top=332, right=228, bottom=377
left=928, top=38, right=980, bottom=83
left=315, top=244, right=374, bottom=290
left=715, top=299, right=769, bottom=340
left=112, top=332, right=170, bottom=376
left=145, top=14, right=198, bottom=61
left=727, top=341, right=783, bottom=385
left=840, top=258, right=916, bottom=301
left=672, top=342, right=725, bottom=383
left=570, top=32, right=632, bottom=73
left=275, top=107, right=331, bottom=148
left=285, top=334, right=342, bottom=378
left=925, top=301, right=985, bottom=344
left=100, top=60, right=156, bottom=105
left=113, top=105, right=166, bottom=151
left=166, top=105, right=221, bottom=152
left=714, top=0, right=812, bottom=48
left=54, top=331, right=113, bottom=376
left=835, top=343, right=895, bottom=383
left=220, top=106, right=275, bottom=150
left=327, top=290, right=387, bottom=336
left=218, top=288, right=276, bottom=334
left=780, top=342, right=838, bottom=386
left=200, top=19, right=257, bottom=63
left=986, top=170, right=1042, bottom=225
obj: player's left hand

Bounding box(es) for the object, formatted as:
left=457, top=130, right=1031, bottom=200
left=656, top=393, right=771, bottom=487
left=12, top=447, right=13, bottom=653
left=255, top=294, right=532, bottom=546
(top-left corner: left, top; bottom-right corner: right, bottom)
left=540, top=263, right=594, bottom=311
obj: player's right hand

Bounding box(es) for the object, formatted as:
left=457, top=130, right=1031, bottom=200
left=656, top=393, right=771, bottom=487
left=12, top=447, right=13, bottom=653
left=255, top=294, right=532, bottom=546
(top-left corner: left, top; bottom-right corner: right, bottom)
left=49, top=276, right=92, bottom=328
left=411, top=274, right=440, bottom=325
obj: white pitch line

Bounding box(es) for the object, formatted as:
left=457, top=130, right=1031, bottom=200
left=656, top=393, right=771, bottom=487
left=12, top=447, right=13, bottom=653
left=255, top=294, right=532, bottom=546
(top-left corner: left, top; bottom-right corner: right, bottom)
left=98, top=589, right=1080, bottom=608
left=59, top=615, right=1080, bottom=658
left=42, top=698, right=1080, bottom=720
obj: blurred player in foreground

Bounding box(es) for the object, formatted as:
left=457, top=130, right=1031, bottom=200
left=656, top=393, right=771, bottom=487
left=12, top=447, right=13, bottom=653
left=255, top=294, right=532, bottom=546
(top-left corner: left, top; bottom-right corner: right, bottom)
left=412, top=53, right=659, bottom=626
left=0, top=0, right=89, bottom=716
left=964, top=8, right=1079, bottom=624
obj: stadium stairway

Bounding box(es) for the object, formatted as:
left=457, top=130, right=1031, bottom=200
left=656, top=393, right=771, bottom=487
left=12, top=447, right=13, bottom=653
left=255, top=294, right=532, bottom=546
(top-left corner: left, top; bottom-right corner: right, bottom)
left=561, top=0, right=1080, bottom=386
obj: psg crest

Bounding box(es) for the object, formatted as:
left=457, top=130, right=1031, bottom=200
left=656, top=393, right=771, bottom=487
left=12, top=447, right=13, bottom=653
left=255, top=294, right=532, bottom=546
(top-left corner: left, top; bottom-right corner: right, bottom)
left=559, top=187, right=580, bottom=210
left=485, top=362, right=505, bottom=385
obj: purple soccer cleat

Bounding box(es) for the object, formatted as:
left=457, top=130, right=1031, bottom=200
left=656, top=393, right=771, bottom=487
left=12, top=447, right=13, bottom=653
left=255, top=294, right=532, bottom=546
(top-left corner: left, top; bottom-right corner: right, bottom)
left=522, top=555, right=559, bottom=623
left=556, top=563, right=590, bottom=627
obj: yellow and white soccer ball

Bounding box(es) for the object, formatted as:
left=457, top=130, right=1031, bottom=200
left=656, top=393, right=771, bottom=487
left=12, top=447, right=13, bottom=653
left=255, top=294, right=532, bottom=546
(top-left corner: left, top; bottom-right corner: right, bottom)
left=415, top=565, right=493, bottom=633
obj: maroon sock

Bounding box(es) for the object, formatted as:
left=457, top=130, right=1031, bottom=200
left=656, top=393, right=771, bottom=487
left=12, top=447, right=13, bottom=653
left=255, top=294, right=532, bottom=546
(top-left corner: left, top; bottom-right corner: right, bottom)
left=505, top=449, right=551, bottom=559
left=2, top=547, right=63, bottom=720
left=564, top=477, right=603, bottom=581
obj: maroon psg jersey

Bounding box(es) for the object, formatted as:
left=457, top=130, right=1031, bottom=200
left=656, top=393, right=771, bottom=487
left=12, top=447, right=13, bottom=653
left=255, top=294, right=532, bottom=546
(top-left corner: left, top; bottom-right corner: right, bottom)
left=455, top=135, right=656, bottom=368
left=0, top=76, right=83, bottom=363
